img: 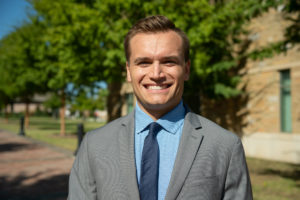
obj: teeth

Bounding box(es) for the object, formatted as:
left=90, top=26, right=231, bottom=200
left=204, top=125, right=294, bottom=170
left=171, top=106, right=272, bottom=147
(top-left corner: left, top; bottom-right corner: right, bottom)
left=148, top=85, right=166, bottom=90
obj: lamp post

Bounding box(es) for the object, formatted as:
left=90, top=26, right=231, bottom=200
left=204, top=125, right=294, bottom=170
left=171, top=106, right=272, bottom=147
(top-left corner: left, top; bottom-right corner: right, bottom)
left=19, top=116, right=25, bottom=136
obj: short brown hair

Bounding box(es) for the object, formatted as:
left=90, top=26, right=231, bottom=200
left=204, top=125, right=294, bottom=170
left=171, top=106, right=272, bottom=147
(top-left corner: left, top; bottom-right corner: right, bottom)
left=124, top=15, right=190, bottom=62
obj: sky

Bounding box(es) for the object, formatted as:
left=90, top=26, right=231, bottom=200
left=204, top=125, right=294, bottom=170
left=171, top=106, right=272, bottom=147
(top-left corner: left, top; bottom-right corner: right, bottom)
left=0, top=0, right=33, bottom=39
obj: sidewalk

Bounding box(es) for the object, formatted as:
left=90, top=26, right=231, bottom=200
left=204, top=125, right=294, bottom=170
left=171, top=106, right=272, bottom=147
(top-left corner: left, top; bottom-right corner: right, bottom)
left=0, top=130, right=75, bottom=200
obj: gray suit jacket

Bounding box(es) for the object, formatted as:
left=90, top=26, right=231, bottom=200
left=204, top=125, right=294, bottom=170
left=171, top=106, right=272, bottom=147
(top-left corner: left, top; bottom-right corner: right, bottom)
left=68, top=110, right=252, bottom=200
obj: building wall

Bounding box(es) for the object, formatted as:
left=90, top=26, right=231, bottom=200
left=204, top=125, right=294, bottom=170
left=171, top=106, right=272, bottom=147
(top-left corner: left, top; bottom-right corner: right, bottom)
left=291, top=66, right=300, bottom=132
left=244, top=8, right=300, bottom=134
left=242, top=132, right=300, bottom=164
left=120, top=82, right=136, bottom=116
left=242, top=8, right=300, bottom=163
left=245, top=70, right=280, bottom=133
left=6, top=103, right=45, bottom=114
left=4, top=94, right=51, bottom=114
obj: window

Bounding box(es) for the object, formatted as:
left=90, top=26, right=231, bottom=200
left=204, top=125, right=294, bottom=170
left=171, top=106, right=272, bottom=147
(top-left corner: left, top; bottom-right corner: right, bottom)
left=280, top=70, right=292, bottom=133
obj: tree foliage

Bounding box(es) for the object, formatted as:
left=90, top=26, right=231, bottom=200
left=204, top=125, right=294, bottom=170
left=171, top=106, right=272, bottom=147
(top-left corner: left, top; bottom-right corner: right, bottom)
left=0, top=21, right=48, bottom=125
left=30, top=0, right=104, bottom=90
left=71, top=87, right=108, bottom=115
left=1, top=0, right=292, bottom=126
left=90, top=0, right=284, bottom=114
left=27, top=0, right=106, bottom=135
left=284, top=0, right=300, bottom=45
left=247, top=0, right=300, bottom=62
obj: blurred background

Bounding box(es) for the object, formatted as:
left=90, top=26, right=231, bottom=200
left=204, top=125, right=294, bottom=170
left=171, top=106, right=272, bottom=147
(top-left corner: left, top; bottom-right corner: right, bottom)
left=0, top=0, right=299, bottom=199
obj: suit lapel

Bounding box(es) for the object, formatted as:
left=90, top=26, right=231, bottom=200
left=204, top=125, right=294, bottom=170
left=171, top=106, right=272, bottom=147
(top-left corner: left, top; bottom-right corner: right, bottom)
left=119, top=112, right=140, bottom=200
left=164, top=111, right=204, bottom=200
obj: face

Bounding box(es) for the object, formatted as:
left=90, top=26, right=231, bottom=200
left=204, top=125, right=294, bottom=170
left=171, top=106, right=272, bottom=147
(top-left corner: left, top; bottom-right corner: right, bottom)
left=126, top=31, right=190, bottom=120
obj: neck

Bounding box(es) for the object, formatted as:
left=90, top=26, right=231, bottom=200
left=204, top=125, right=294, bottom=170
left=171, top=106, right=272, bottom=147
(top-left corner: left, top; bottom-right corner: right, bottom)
left=137, top=101, right=181, bottom=121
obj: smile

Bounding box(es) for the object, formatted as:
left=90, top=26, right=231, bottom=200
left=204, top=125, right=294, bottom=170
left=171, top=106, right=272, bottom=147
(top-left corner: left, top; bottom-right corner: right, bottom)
left=145, top=84, right=171, bottom=90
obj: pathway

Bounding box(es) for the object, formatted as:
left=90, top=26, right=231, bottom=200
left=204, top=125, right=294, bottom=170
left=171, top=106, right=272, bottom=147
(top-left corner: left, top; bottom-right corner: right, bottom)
left=0, top=130, right=74, bottom=200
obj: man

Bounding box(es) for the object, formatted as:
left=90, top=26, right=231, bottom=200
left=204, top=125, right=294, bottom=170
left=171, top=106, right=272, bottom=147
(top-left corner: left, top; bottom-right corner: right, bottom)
left=68, top=15, right=252, bottom=200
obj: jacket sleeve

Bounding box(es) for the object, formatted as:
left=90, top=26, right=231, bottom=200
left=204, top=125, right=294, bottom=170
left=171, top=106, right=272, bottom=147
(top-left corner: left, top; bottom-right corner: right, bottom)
left=68, top=134, right=97, bottom=200
left=223, top=139, right=253, bottom=200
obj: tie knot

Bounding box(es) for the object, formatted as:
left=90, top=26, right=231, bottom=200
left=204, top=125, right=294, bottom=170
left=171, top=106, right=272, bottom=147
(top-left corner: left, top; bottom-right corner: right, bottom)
left=148, top=122, right=161, bottom=137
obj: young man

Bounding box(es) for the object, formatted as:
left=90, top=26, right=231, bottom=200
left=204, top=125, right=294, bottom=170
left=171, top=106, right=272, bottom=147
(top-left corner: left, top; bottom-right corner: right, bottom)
left=68, top=15, right=252, bottom=200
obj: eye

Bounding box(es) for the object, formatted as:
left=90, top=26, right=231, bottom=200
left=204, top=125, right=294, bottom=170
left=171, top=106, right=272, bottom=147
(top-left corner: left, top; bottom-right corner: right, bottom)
left=137, top=61, right=151, bottom=67
left=163, top=60, right=177, bottom=66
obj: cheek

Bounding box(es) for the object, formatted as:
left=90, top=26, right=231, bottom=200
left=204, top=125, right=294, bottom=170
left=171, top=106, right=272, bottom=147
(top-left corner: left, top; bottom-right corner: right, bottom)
left=167, top=69, right=185, bottom=83
left=131, top=74, right=144, bottom=87
left=134, top=69, right=147, bottom=82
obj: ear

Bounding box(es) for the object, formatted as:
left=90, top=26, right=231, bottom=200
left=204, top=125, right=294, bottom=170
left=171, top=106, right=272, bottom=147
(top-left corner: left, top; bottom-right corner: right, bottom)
left=184, top=60, right=190, bottom=81
left=126, top=61, right=132, bottom=82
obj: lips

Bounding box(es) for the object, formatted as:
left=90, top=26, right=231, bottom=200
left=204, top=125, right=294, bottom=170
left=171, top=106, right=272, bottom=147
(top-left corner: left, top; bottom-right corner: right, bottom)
left=145, top=84, right=171, bottom=90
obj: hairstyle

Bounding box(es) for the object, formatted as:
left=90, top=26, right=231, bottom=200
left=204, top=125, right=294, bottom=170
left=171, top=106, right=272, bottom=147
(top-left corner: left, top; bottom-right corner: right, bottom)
left=124, top=15, right=190, bottom=62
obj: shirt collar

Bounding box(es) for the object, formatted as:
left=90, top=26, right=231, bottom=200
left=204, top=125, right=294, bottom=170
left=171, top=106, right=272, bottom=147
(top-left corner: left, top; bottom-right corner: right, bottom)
left=135, top=103, right=153, bottom=134
left=135, top=100, right=186, bottom=134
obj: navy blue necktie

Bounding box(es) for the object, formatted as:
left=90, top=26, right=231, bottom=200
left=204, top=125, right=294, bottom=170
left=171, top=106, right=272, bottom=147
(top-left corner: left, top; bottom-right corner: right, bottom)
left=139, top=122, right=161, bottom=200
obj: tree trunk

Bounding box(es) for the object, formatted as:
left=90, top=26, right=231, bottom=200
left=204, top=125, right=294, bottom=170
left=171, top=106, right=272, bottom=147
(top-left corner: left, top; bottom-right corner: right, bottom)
left=183, top=91, right=201, bottom=114
left=25, top=102, right=30, bottom=129
left=209, top=0, right=216, bottom=5
left=4, top=105, right=8, bottom=123
left=60, top=90, right=66, bottom=136
left=183, top=82, right=202, bottom=114
left=107, top=82, right=122, bottom=122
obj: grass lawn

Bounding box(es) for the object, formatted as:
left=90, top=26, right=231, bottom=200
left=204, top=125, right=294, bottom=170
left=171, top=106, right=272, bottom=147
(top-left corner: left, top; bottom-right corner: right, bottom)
left=0, top=116, right=103, bottom=151
left=247, top=157, right=300, bottom=200
left=0, top=116, right=299, bottom=199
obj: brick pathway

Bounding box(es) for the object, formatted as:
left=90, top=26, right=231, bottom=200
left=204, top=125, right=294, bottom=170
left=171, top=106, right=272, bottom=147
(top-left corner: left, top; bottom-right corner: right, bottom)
left=0, top=130, right=74, bottom=200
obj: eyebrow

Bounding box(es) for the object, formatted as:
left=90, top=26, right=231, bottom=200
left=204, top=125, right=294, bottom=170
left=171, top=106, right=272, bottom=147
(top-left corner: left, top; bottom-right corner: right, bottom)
left=160, top=56, right=180, bottom=62
left=133, top=56, right=181, bottom=64
left=134, top=57, right=151, bottom=64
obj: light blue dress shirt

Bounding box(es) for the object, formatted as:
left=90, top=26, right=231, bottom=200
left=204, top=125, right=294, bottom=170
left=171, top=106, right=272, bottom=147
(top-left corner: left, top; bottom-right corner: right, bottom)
left=135, top=101, right=186, bottom=200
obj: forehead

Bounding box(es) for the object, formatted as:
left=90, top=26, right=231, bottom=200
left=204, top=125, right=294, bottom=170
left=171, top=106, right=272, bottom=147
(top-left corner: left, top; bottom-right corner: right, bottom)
left=129, top=31, right=183, bottom=59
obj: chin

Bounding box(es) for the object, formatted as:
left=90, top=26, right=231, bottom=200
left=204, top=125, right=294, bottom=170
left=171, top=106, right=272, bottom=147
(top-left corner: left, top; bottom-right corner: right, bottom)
left=144, top=101, right=176, bottom=111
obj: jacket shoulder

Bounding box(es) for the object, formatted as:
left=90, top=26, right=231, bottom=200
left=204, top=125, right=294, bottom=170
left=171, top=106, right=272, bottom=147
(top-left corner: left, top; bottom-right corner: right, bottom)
left=187, top=112, right=240, bottom=144
left=84, top=113, right=132, bottom=146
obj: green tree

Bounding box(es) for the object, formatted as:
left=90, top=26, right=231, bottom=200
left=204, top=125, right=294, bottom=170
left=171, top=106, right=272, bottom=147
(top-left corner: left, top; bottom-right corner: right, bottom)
left=248, top=0, right=299, bottom=61
left=70, top=86, right=108, bottom=115
left=96, top=88, right=108, bottom=111
left=30, top=0, right=104, bottom=135
left=284, top=0, right=300, bottom=44
left=0, top=88, right=13, bottom=122
left=43, top=92, right=61, bottom=118
left=0, top=21, right=47, bottom=127
left=2, top=0, right=285, bottom=134
left=89, top=0, right=282, bottom=126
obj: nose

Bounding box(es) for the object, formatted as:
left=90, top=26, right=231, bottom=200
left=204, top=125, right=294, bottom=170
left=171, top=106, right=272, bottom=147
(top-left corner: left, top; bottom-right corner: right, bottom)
left=150, top=61, right=165, bottom=80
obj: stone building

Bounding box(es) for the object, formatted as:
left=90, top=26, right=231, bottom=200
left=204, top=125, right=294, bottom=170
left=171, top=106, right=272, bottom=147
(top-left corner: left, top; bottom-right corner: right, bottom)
left=241, top=8, right=300, bottom=164
left=120, top=82, right=135, bottom=116
left=4, top=94, right=49, bottom=114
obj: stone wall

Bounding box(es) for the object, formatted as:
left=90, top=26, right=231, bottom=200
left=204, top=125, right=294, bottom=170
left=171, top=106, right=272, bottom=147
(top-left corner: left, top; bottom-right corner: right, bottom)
left=241, top=8, right=300, bottom=163
left=242, top=132, right=300, bottom=164
left=120, top=82, right=135, bottom=116
left=291, top=66, right=300, bottom=132
left=243, top=8, right=300, bottom=134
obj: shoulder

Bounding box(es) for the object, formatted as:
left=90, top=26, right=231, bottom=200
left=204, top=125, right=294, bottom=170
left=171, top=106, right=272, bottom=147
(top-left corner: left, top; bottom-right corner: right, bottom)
left=185, top=111, right=240, bottom=145
left=184, top=112, right=245, bottom=172
left=84, top=113, right=133, bottom=147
